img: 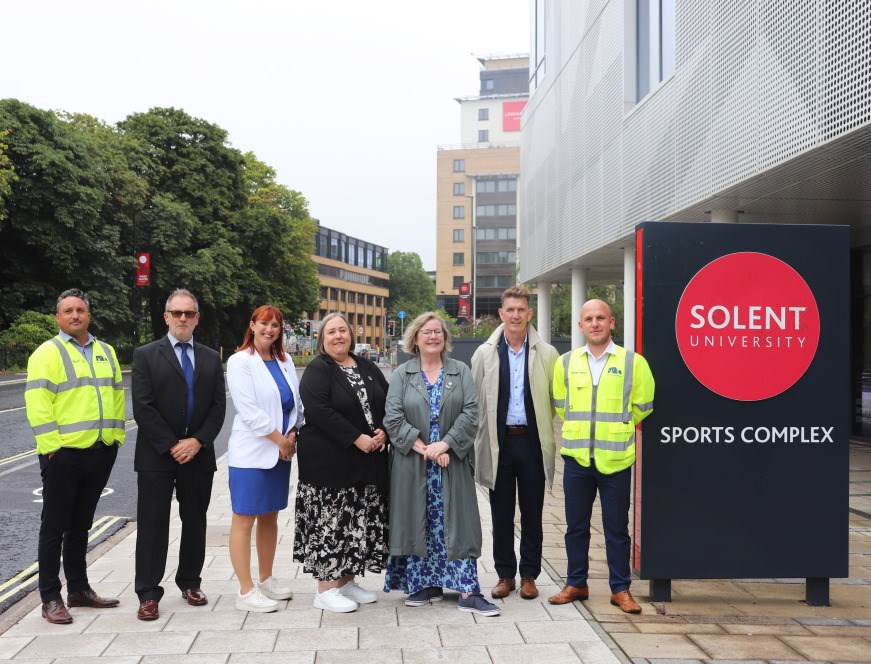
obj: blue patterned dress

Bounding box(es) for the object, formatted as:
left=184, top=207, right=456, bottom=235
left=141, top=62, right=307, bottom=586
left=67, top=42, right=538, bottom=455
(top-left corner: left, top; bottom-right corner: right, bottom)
left=383, top=369, right=480, bottom=594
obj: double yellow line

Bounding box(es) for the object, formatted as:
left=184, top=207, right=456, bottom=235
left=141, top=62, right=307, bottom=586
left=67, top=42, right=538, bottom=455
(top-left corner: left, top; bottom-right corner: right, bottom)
left=0, top=515, right=126, bottom=603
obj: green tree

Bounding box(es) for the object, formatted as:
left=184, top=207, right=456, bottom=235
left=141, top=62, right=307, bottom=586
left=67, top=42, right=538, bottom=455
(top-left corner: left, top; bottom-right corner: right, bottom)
left=0, top=128, right=16, bottom=222
left=222, top=152, right=320, bottom=334
left=117, top=107, right=249, bottom=346
left=387, top=251, right=435, bottom=320
left=550, top=282, right=624, bottom=339
left=0, top=311, right=57, bottom=352
left=0, top=100, right=133, bottom=339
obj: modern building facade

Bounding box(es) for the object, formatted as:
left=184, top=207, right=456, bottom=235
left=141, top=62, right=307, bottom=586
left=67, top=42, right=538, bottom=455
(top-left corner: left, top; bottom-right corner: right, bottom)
left=435, top=55, right=529, bottom=319
left=310, top=223, right=390, bottom=349
left=519, top=1, right=871, bottom=437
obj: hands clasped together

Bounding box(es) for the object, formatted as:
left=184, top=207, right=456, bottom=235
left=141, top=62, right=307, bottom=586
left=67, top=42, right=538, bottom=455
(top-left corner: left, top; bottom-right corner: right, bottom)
left=171, top=437, right=202, bottom=465
left=353, top=428, right=387, bottom=454
left=279, top=429, right=297, bottom=461
left=412, top=438, right=451, bottom=467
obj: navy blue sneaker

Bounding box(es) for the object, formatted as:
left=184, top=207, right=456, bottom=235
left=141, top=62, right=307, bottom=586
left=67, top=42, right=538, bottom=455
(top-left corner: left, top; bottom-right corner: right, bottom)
left=458, top=592, right=501, bottom=616
left=405, top=587, right=444, bottom=607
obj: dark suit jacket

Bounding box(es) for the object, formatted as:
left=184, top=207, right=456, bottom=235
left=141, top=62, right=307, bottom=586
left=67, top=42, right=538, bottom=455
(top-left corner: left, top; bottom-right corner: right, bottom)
left=297, top=352, right=389, bottom=492
left=132, top=336, right=226, bottom=473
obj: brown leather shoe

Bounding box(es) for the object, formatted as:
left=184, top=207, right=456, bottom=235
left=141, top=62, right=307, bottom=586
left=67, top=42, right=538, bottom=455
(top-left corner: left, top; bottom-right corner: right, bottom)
left=42, top=598, right=72, bottom=624
left=610, top=589, right=642, bottom=614
left=67, top=588, right=120, bottom=608
left=137, top=599, right=160, bottom=621
left=547, top=584, right=589, bottom=604
left=181, top=588, right=208, bottom=606
left=519, top=576, right=539, bottom=599
left=490, top=578, right=516, bottom=598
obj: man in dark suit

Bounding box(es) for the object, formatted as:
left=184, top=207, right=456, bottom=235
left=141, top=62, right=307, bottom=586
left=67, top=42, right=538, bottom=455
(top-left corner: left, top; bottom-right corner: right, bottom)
left=132, top=288, right=226, bottom=620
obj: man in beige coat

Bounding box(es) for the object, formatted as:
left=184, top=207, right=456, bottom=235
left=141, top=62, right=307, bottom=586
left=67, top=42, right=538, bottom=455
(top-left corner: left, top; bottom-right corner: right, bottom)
left=472, top=286, right=559, bottom=600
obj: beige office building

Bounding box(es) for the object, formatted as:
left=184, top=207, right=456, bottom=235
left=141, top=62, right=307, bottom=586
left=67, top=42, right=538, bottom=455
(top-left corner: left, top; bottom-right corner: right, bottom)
left=310, top=224, right=390, bottom=349
left=435, top=55, right=529, bottom=319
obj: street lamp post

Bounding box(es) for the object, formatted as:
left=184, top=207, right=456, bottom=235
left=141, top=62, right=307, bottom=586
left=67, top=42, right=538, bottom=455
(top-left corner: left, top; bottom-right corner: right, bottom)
left=466, top=192, right=477, bottom=322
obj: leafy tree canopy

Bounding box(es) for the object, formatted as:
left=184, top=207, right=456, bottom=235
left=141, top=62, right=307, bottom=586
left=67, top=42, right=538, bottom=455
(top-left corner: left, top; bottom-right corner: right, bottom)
left=386, top=251, right=435, bottom=321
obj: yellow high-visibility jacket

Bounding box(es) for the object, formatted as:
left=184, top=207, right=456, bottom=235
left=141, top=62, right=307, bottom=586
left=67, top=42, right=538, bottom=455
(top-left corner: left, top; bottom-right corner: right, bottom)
left=25, top=335, right=126, bottom=455
left=552, top=344, right=654, bottom=475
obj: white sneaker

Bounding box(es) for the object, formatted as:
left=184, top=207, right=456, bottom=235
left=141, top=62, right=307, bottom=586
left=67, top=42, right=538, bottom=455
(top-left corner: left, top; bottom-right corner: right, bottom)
left=258, top=576, right=293, bottom=600
left=235, top=586, right=279, bottom=613
left=338, top=581, right=378, bottom=604
left=313, top=587, right=358, bottom=613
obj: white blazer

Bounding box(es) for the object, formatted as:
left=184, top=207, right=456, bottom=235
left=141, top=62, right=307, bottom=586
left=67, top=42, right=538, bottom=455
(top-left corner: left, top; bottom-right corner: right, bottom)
left=227, top=349, right=303, bottom=469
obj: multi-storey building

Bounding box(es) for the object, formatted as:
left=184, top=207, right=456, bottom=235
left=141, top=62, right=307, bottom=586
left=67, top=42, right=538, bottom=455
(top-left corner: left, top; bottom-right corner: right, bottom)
left=310, top=223, right=390, bottom=349
left=435, top=55, right=529, bottom=319
left=519, top=1, right=871, bottom=438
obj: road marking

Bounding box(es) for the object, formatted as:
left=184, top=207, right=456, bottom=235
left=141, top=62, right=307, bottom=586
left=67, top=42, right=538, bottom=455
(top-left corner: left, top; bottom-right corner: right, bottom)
left=0, top=458, right=37, bottom=478
left=0, top=419, right=139, bottom=468
left=0, top=516, right=125, bottom=603
left=0, top=405, right=26, bottom=415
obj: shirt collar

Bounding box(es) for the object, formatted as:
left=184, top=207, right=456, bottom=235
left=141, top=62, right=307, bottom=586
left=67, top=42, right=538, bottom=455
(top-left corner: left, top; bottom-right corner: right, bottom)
left=581, top=340, right=617, bottom=359
left=501, top=331, right=528, bottom=351
left=58, top=330, right=94, bottom=346
left=167, top=332, right=194, bottom=348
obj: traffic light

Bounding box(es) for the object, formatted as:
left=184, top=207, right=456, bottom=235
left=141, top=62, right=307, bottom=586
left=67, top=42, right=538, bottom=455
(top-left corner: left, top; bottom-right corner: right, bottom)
left=387, top=320, right=395, bottom=336
left=305, top=320, right=312, bottom=336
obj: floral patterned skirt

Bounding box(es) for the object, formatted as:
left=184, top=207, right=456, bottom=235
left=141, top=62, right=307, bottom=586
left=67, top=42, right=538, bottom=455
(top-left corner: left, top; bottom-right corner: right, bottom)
left=293, top=481, right=388, bottom=581
left=383, top=460, right=479, bottom=594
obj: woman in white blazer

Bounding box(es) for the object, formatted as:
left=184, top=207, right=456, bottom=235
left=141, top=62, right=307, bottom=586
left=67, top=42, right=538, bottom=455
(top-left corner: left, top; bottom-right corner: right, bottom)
left=226, top=305, right=303, bottom=613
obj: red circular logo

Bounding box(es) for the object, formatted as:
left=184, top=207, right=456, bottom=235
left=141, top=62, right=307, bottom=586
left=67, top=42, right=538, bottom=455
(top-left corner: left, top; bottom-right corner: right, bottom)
left=675, top=252, right=820, bottom=401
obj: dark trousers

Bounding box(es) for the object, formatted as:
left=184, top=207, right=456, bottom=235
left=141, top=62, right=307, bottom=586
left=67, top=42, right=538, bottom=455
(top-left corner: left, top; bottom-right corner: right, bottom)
left=135, top=467, right=213, bottom=601
left=38, top=444, right=117, bottom=602
left=488, top=431, right=545, bottom=579
left=562, top=455, right=632, bottom=593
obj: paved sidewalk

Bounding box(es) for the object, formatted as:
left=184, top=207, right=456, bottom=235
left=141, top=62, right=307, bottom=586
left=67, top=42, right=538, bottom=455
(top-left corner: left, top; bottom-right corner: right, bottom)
left=0, top=459, right=620, bottom=664
left=540, top=442, right=871, bottom=663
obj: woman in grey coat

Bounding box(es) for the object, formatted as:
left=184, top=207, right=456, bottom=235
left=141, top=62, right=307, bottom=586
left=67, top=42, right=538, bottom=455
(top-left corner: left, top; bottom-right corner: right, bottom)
left=383, top=312, right=501, bottom=617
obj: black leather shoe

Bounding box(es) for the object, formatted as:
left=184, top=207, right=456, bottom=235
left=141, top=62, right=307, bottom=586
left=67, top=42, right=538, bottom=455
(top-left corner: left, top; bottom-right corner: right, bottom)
left=42, top=598, right=73, bottom=624
left=67, top=588, right=120, bottom=608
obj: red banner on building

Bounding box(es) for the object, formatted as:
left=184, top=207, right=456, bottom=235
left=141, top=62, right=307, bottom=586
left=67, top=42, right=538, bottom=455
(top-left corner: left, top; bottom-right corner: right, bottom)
left=136, top=252, right=151, bottom=286
left=502, top=100, right=527, bottom=132
left=458, top=295, right=471, bottom=317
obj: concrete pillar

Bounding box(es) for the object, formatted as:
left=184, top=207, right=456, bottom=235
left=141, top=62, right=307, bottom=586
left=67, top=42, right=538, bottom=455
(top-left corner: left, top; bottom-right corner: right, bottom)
left=710, top=209, right=739, bottom=223
left=571, top=267, right=586, bottom=349
left=536, top=281, right=552, bottom=343
left=623, top=243, right=636, bottom=350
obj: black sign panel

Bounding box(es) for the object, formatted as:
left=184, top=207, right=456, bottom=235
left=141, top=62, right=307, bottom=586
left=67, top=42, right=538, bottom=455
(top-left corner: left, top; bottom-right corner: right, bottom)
left=636, top=222, right=849, bottom=580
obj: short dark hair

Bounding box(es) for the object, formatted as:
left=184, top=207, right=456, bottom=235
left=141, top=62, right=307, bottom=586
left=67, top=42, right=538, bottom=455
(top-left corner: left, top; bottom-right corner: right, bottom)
left=501, top=285, right=531, bottom=306
left=57, top=289, right=90, bottom=312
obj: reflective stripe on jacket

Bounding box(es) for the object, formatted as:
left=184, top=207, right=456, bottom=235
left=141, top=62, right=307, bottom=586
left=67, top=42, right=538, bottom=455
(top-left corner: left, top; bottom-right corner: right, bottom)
left=552, top=344, right=654, bottom=474
left=25, top=335, right=126, bottom=455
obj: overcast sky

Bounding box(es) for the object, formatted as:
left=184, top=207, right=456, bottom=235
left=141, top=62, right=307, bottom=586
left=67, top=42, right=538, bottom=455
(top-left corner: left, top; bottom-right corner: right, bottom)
left=2, top=0, right=530, bottom=270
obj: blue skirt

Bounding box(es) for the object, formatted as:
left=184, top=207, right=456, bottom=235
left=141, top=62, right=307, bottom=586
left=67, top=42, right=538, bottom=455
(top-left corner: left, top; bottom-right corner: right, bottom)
left=229, top=459, right=292, bottom=515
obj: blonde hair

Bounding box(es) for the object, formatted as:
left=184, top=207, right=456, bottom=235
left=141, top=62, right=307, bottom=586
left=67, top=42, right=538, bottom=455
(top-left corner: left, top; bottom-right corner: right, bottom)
left=402, top=312, right=453, bottom=355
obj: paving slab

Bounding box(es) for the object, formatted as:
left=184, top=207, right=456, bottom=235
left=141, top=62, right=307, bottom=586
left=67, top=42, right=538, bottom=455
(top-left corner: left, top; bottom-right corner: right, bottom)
left=687, top=634, right=803, bottom=660
left=780, top=635, right=871, bottom=661
left=610, top=633, right=709, bottom=659
left=14, top=633, right=115, bottom=659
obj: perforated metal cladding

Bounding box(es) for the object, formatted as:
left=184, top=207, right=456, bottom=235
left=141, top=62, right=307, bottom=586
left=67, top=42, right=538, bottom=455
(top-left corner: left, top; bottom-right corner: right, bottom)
left=519, top=0, right=871, bottom=284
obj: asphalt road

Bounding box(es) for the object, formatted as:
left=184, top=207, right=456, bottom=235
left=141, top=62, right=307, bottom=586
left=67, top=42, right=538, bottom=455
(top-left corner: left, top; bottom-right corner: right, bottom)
left=0, top=364, right=394, bottom=614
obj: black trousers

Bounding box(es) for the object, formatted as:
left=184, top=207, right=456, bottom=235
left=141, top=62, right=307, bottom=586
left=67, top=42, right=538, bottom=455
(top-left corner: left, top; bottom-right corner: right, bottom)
left=134, top=467, right=213, bottom=601
left=488, top=430, right=546, bottom=579
left=38, top=444, right=117, bottom=602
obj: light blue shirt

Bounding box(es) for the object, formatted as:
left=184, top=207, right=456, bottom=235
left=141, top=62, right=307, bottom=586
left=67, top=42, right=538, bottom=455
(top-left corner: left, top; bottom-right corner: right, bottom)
left=58, top=330, right=95, bottom=365
left=505, top=333, right=528, bottom=426
left=168, top=332, right=196, bottom=370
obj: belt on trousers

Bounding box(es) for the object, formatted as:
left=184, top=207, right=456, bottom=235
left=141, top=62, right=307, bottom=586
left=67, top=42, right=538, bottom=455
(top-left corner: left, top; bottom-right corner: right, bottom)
left=505, top=425, right=529, bottom=435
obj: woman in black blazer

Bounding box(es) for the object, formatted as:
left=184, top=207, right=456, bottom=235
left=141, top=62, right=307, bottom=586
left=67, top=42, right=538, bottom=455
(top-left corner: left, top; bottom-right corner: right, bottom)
left=293, top=312, right=390, bottom=613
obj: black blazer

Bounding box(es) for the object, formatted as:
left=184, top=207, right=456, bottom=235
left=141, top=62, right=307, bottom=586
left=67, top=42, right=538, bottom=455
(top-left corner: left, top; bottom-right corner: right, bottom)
left=297, top=352, right=389, bottom=491
left=132, top=336, right=226, bottom=473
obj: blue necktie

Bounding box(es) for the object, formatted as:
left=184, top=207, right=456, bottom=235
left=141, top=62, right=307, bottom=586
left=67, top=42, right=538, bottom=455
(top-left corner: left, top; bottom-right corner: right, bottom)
left=179, top=342, right=195, bottom=430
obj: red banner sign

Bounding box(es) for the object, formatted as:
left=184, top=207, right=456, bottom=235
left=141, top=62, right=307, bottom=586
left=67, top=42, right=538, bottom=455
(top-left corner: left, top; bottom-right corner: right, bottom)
left=458, top=295, right=470, bottom=317
left=502, top=100, right=527, bottom=132
left=136, top=252, right=151, bottom=286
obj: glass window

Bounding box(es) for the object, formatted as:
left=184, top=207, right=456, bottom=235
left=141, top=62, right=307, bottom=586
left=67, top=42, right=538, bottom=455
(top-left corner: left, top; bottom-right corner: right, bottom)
left=453, top=159, right=465, bottom=172
left=453, top=182, right=465, bottom=195
left=453, top=206, right=465, bottom=219
left=330, top=237, right=339, bottom=260
left=478, top=129, right=489, bottom=142
left=482, top=79, right=494, bottom=91
left=477, top=251, right=516, bottom=264
left=453, top=229, right=464, bottom=242
left=453, top=252, right=465, bottom=266
left=453, top=276, right=465, bottom=289
left=478, top=108, right=489, bottom=121
left=531, top=0, right=546, bottom=90
left=637, top=0, right=675, bottom=100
